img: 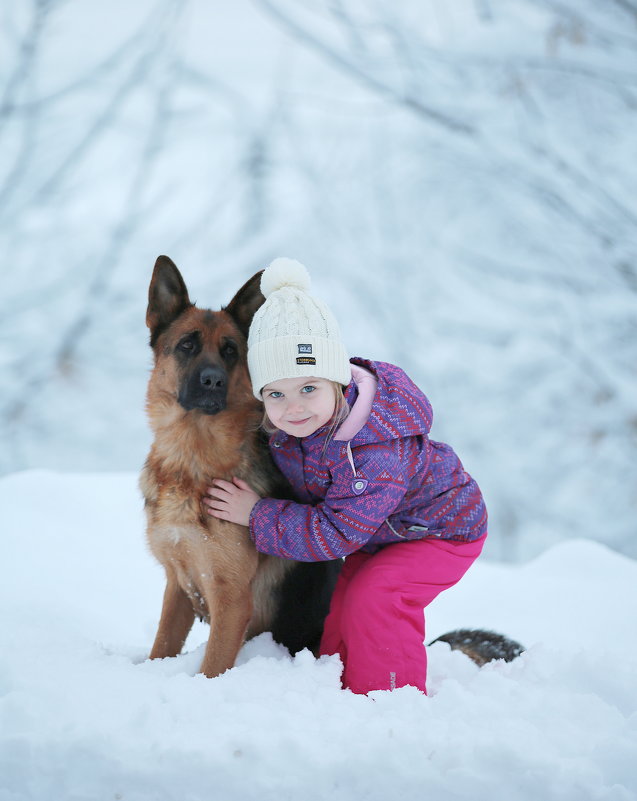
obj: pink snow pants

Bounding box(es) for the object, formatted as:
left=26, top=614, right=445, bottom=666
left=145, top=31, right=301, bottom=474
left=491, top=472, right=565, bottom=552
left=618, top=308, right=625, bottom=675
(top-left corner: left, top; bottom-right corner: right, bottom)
left=319, top=534, right=486, bottom=694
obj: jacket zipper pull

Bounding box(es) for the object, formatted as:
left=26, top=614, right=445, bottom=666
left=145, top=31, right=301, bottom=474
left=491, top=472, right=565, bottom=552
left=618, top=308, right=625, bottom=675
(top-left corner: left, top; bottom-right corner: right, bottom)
left=346, top=442, right=356, bottom=475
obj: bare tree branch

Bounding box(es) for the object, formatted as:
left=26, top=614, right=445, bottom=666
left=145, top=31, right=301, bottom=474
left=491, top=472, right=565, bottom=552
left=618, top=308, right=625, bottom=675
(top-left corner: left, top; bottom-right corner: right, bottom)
left=0, top=0, right=50, bottom=121
left=254, top=0, right=477, bottom=137
left=0, top=0, right=50, bottom=212
left=0, top=0, right=187, bottom=427
left=609, top=0, right=637, bottom=22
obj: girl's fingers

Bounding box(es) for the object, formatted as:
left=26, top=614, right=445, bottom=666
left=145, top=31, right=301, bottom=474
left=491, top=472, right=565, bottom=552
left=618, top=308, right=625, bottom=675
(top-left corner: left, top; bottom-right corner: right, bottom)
left=210, top=479, right=235, bottom=492
left=203, top=495, right=228, bottom=509
left=206, top=486, right=233, bottom=500
left=207, top=479, right=254, bottom=499
left=204, top=501, right=228, bottom=518
left=206, top=506, right=231, bottom=520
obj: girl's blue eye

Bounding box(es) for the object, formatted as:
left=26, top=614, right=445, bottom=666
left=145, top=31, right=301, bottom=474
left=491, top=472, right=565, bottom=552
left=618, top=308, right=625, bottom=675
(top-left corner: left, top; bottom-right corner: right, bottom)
left=268, top=391, right=283, bottom=399
left=301, top=385, right=316, bottom=394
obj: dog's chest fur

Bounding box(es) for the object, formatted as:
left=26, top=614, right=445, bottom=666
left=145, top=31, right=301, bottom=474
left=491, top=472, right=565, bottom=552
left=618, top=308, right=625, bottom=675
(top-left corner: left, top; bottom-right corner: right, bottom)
left=140, top=467, right=292, bottom=630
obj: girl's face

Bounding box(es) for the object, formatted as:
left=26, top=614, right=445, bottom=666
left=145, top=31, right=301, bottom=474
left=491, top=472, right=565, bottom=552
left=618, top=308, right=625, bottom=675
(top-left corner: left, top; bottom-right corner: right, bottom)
left=262, top=377, right=337, bottom=437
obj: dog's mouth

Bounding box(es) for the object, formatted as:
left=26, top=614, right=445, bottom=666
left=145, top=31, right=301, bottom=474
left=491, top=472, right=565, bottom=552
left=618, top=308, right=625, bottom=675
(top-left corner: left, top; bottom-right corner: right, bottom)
left=178, top=393, right=227, bottom=415
left=197, top=401, right=226, bottom=415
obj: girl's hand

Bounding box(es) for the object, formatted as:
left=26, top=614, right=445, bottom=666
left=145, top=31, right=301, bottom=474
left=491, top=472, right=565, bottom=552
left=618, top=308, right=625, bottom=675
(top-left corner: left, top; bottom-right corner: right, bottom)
left=203, top=477, right=261, bottom=527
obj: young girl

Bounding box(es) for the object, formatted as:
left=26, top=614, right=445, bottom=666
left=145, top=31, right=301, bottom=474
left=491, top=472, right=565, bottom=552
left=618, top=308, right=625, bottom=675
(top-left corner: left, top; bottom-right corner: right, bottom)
left=204, top=258, right=487, bottom=695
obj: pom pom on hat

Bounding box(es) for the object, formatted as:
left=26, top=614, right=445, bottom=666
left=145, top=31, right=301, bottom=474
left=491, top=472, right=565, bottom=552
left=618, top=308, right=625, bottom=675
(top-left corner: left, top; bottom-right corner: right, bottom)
left=260, top=257, right=311, bottom=298
left=248, top=257, right=351, bottom=397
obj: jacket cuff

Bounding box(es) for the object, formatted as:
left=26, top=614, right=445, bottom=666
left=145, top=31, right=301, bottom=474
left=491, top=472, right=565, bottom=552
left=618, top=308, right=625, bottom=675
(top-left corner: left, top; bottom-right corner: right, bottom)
left=248, top=498, right=267, bottom=543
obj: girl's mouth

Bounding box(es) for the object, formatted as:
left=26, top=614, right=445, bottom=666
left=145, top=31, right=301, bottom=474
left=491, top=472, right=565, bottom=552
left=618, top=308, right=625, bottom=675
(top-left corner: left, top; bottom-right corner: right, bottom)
left=287, top=417, right=311, bottom=426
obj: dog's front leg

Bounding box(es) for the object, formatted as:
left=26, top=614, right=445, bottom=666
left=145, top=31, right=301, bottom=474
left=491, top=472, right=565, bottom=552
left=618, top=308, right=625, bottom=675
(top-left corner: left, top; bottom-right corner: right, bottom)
left=149, top=570, right=195, bottom=660
left=199, top=580, right=254, bottom=678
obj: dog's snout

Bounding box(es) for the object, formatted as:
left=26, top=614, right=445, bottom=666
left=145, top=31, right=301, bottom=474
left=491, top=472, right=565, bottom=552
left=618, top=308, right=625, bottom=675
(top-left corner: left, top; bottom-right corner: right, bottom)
left=200, top=366, right=226, bottom=390
left=178, top=363, right=228, bottom=415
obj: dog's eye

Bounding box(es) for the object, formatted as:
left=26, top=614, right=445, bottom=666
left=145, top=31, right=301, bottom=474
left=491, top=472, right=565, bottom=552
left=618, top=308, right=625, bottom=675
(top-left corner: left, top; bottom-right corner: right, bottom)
left=177, top=336, right=196, bottom=353
left=220, top=340, right=238, bottom=362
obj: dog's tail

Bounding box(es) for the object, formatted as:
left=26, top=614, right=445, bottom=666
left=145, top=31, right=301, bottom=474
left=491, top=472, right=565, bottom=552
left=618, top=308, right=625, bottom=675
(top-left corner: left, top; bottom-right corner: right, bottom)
left=428, top=629, right=525, bottom=667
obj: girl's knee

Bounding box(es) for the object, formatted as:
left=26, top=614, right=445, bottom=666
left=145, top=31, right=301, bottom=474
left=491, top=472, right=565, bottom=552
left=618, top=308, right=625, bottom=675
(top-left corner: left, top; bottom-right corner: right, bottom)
left=339, top=569, right=398, bottom=629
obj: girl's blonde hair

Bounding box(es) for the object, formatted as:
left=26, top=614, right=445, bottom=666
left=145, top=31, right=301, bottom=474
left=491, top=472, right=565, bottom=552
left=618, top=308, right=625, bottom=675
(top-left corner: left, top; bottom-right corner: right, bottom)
left=261, top=380, right=350, bottom=451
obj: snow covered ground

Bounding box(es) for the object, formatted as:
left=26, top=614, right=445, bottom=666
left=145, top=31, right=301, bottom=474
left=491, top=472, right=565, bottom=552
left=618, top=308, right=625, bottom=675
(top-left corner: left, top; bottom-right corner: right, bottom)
left=1, top=470, right=635, bottom=801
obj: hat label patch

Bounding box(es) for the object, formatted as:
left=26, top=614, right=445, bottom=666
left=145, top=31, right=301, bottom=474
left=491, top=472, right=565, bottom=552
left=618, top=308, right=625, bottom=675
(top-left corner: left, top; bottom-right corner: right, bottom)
left=298, top=344, right=312, bottom=354
left=296, top=356, right=316, bottom=365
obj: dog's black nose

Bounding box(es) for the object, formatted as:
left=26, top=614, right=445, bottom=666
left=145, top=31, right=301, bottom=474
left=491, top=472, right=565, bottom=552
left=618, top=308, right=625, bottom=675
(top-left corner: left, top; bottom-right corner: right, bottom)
left=199, top=366, right=226, bottom=391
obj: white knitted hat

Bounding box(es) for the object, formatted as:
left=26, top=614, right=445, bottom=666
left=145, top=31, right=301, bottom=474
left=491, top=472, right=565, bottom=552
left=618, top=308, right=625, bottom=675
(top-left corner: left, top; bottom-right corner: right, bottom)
left=247, top=258, right=351, bottom=398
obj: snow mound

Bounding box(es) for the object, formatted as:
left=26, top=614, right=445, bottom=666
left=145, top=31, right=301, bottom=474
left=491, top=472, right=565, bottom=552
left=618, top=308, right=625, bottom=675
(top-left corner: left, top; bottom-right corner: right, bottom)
left=0, top=470, right=635, bottom=801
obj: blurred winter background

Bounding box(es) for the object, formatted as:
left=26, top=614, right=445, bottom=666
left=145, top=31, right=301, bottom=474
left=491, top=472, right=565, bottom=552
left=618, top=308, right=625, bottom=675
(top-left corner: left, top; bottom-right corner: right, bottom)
left=1, top=0, right=635, bottom=563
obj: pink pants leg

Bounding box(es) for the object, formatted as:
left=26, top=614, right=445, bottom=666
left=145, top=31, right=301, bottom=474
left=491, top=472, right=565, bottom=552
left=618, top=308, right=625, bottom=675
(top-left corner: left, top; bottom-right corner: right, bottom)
left=319, top=535, right=486, bottom=694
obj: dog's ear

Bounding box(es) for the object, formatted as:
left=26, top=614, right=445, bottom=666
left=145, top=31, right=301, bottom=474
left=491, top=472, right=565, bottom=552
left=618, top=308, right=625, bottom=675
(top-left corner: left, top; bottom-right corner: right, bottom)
left=147, top=256, right=192, bottom=347
left=224, top=270, right=265, bottom=339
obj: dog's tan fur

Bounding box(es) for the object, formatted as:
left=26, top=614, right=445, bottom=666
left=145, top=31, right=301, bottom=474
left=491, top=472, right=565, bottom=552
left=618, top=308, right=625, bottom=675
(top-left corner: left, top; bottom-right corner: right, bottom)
left=140, top=256, right=295, bottom=678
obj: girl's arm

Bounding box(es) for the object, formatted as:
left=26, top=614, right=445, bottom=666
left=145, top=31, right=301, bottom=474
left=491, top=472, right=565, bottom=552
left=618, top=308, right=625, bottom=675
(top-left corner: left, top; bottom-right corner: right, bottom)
left=249, top=445, right=408, bottom=561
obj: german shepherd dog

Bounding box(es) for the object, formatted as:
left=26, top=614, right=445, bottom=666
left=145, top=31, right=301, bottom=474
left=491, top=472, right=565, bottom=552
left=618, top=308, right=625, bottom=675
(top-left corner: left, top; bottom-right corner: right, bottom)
left=140, top=256, right=341, bottom=678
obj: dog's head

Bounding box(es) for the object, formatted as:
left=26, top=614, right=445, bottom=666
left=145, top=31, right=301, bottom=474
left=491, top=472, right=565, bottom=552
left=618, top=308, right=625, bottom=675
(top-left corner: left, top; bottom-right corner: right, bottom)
left=146, top=256, right=264, bottom=416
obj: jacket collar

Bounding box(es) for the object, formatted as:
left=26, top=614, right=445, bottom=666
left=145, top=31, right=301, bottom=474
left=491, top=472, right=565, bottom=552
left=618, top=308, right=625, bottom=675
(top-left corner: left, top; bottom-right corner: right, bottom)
left=269, top=357, right=432, bottom=451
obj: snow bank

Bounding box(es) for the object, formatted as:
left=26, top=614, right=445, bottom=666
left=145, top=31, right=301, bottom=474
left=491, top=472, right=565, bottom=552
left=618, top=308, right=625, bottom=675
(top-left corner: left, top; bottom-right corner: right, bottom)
left=1, top=471, right=635, bottom=800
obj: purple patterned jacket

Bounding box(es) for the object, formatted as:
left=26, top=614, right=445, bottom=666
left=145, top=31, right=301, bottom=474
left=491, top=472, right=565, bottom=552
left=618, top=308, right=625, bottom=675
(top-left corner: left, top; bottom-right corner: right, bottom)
left=249, top=358, right=487, bottom=561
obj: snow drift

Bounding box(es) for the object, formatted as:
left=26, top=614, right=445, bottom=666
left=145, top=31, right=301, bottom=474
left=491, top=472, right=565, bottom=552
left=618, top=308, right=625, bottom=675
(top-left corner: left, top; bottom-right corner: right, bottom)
left=1, top=470, right=635, bottom=800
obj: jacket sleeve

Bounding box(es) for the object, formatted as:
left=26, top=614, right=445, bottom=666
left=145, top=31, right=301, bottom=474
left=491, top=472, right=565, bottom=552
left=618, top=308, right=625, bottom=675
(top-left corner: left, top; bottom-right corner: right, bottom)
left=248, top=444, right=408, bottom=561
